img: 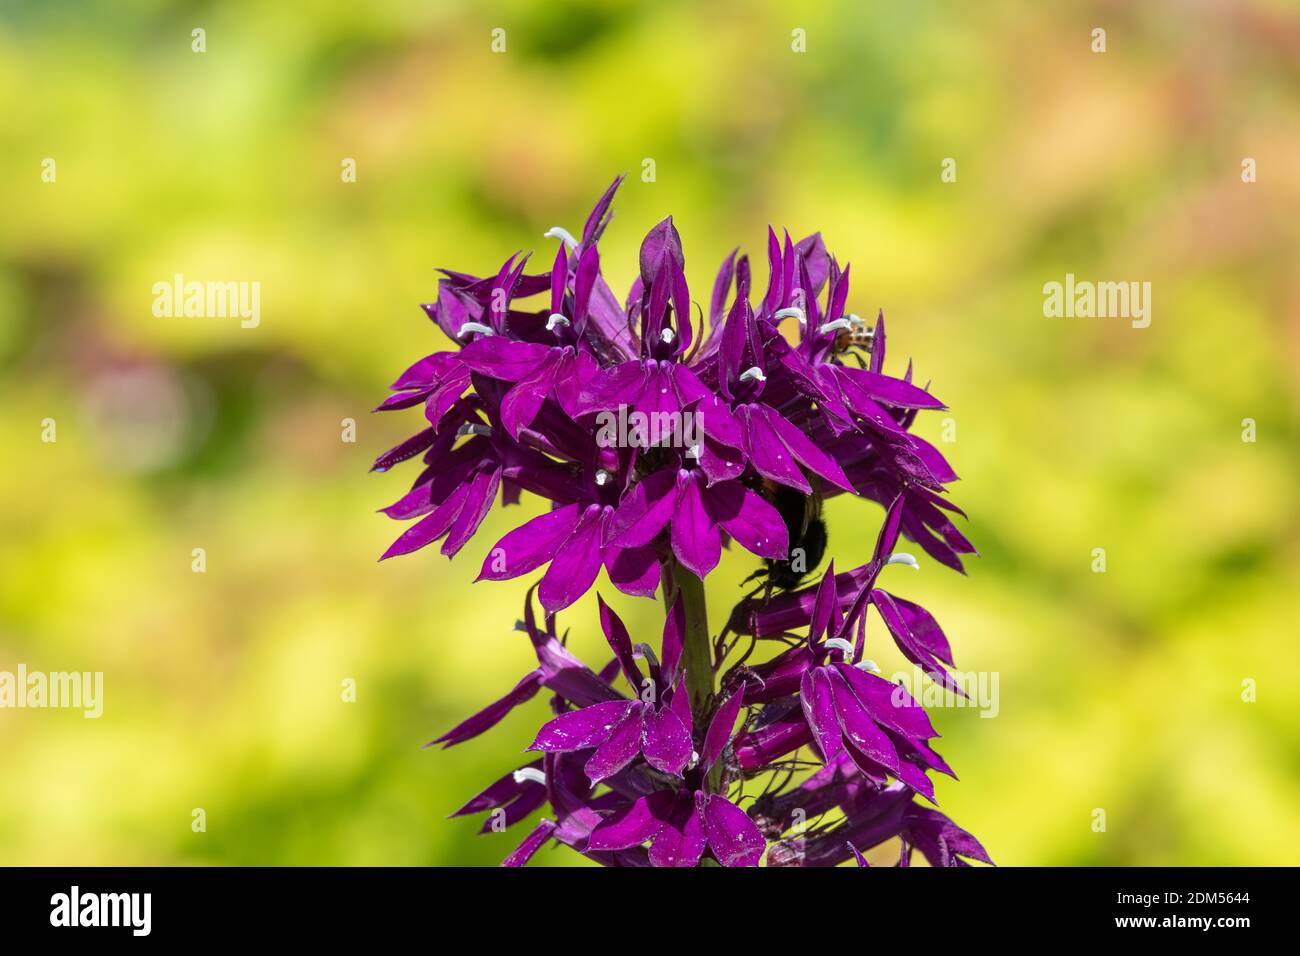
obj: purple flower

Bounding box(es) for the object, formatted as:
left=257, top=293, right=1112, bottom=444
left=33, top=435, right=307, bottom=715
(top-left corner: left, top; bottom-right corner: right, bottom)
left=528, top=598, right=694, bottom=781
left=376, top=177, right=989, bottom=866
left=475, top=490, right=662, bottom=613
left=458, top=242, right=603, bottom=438
left=585, top=683, right=765, bottom=867
left=605, top=465, right=789, bottom=580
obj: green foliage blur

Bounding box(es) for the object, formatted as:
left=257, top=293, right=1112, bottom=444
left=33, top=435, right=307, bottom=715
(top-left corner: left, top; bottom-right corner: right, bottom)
left=1, top=0, right=1298, bottom=866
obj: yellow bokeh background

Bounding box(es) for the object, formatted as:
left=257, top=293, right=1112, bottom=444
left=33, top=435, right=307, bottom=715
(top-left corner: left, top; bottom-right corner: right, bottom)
left=1, top=0, right=1297, bottom=865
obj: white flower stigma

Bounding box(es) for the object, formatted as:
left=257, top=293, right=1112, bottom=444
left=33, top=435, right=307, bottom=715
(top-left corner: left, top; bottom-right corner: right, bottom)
left=456, top=423, right=492, bottom=438
left=856, top=659, right=882, bottom=674
left=513, top=768, right=547, bottom=786
left=594, top=469, right=612, bottom=486
left=457, top=321, right=495, bottom=339
left=660, top=327, right=676, bottom=344
left=773, top=306, right=806, bottom=324
left=543, top=226, right=579, bottom=250
left=887, top=553, right=920, bottom=569
left=546, top=313, right=571, bottom=332
left=823, top=637, right=855, bottom=657
left=633, top=643, right=660, bottom=670
left=817, top=318, right=852, bottom=335
left=739, top=366, right=766, bottom=383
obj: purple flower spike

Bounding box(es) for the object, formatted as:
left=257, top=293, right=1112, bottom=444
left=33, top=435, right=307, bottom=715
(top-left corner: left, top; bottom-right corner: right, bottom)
left=377, top=178, right=988, bottom=866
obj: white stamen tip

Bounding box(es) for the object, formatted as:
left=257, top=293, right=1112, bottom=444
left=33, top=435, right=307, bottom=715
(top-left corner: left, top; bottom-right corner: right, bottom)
left=594, top=469, right=611, bottom=486
left=739, top=366, right=766, bottom=383
left=856, top=659, right=882, bottom=674
left=543, top=226, right=579, bottom=250
left=660, top=328, right=676, bottom=344
left=456, top=423, right=492, bottom=438
left=457, top=321, right=495, bottom=339
left=688, top=750, right=700, bottom=769
left=887, top=553, right=920, bottom=569
left=774, top=307, right=806, bottom=324
left=818, top=318, right=852, bottom=335
left=633, top=643, right=660, bottom=670
left=685, top=444, right=701, bottom=460
left=546, top=313, right=571, bottom=332
left=513, top=768, right=547, bottom=786
left=824, top=638, right=855, bottom=657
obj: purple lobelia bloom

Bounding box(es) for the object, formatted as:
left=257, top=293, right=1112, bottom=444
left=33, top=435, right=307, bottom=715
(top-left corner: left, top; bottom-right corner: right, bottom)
left=527, top=596, right=694, bottom=782
left=376, top=178, right=990, bottom=866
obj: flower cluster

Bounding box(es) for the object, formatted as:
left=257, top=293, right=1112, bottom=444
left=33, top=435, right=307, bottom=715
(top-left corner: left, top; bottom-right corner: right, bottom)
left=374, top=176, right=990, bottom=866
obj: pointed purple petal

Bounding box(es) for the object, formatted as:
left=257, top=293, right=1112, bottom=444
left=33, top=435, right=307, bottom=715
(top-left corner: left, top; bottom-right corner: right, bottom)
left=832, top=662, right=938, bottom=742
left=576, top=360, right=648, bottom=415
left=709, top=248, right=738, bottom=327
left=828, top=668, right=900, bottom=773
left=836, top=365, right=944, bottom=410
left=873, top=589, right=967, bottom=696
left=755, top=403, right=854, bottom=493
left=597, top=594, right=644, bottom=691
left=478, top=503, right=582, bottom=581
left=441, top=467, right=500, bottom=557
left=604, top=544, right=661, bottom=599
left=672, top=365, right=742, bottom=447
left=583, top=705, right=645, bottom=782
left=660, top=593, right=685, bottom=686
left=670, top=471, right=723, bottom=579
left=884, top=593, right=954, bottom=666
left=668, top=674, right=693, bottom=737
left=450, top=759, right=543, bottom=816
left=430, top=670, right=543, bottom=749
left=458, top=338, right=552, bottom=382
left=638, top=216, right=685, bottom=289
left=587, top=790, right=676, bottom=851
left=605, top=467, right=677, bottom=548
left=538, top=506, right=606, bottom=612
left=642, top=703, right=692, bottom=776
left=761, top=226, right=783, bottom=315
left=380, top=481, right=470, bottom=559
left=500, top=356, right=559, bottom=440
left=800, top=668, right=844, bottom=762
left=371, top=427, right=437, bottom=474
left=573, top=245, right=600, bottom=332
left=581, top=175, right=624, bottom=245
left=808, top=561, right=838, bottom=645
left=905, top=805, right=994, bottom=867
left=703, top=794, right=766, bottom=867
left=528, top=699, right=638, bottom=753
left=741, top=405, right=810, bottom=493
left=872, top=493, right=906, bottom=563
left=701, top=682, right=747, bottom=773
left=869, top=311, right=886, bottom=373
left=501, top=819, right=557, bottom=867
left=705, top=480, right=789, bottom=560
left=648, top=795, right=707, bottom=867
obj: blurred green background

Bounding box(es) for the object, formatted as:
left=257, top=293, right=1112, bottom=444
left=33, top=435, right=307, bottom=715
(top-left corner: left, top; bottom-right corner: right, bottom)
left=1, top=0, right=1298, bottom=866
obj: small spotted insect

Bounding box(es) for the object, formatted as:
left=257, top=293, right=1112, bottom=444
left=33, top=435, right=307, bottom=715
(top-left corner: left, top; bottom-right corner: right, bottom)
left=831, top=313, right=875, bottom=367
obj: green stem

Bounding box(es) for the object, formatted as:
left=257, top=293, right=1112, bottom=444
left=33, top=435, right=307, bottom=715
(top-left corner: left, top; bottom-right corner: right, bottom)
left=661, top=559, right=723, bottom=866
left=662, top=559, right=713, bottom=715
left=661, top=558, right=721, bottom=793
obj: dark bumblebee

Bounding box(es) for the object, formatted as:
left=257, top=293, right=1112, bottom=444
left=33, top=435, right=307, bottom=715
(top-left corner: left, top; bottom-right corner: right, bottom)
left=745, top=479, right=827, bottom=593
